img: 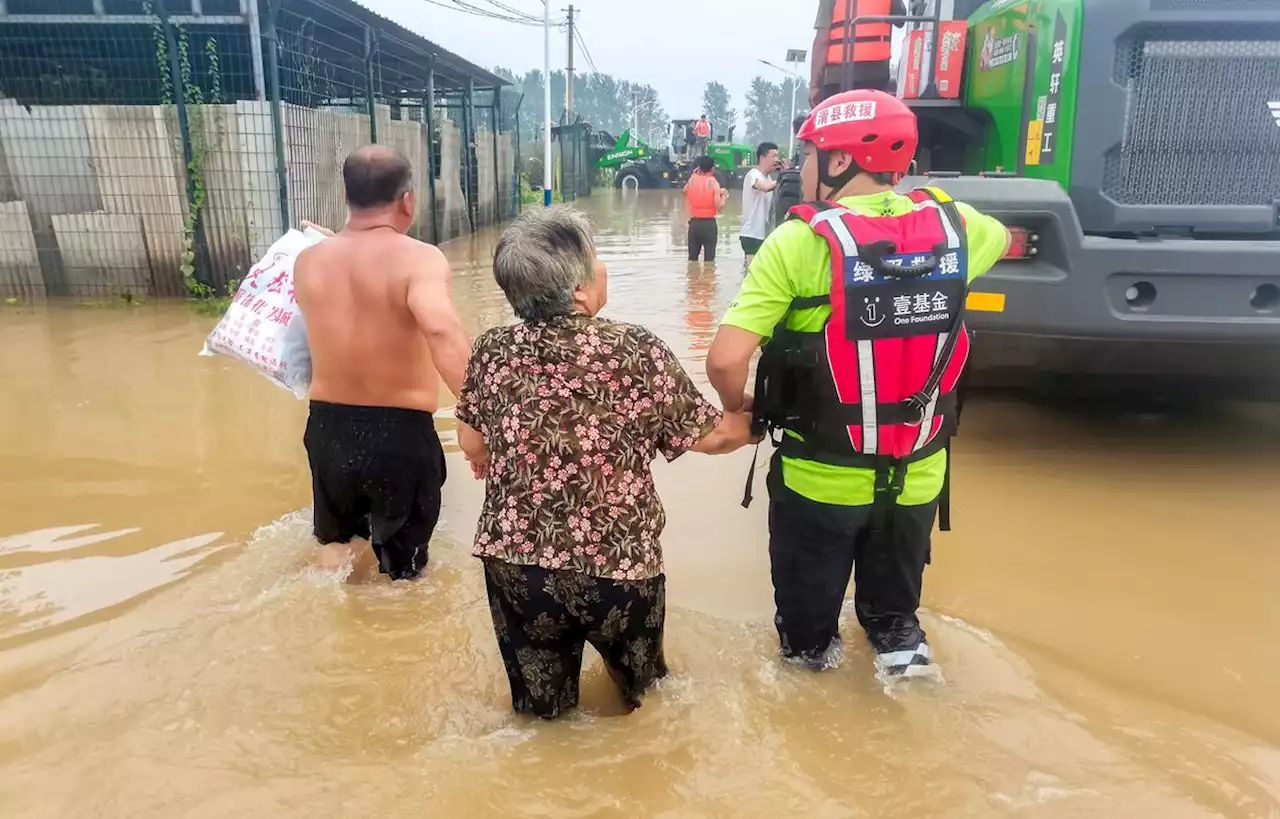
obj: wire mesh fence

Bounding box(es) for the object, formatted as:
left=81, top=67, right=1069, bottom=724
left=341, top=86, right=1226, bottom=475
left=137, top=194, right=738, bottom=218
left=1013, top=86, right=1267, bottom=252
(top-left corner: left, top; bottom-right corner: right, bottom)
left=554, top=118, right=594, bottom=203
left=0, top=0, right=521, bottom=300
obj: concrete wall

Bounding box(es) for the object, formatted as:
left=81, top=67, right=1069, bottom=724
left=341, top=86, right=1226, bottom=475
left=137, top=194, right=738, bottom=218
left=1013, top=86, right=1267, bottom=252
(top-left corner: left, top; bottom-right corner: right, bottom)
left=0, top=100, right=516, bottom=298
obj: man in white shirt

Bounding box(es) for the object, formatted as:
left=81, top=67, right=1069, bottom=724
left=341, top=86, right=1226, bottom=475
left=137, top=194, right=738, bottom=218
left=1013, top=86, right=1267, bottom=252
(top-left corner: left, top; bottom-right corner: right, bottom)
left=739, top=142, right=786, bottom=267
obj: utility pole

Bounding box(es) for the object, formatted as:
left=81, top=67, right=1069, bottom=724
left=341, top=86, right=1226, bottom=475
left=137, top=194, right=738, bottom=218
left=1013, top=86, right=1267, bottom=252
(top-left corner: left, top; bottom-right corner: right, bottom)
left=565, top=5, right=575, bottom=122
left=543, top=0, right=552, bottom=206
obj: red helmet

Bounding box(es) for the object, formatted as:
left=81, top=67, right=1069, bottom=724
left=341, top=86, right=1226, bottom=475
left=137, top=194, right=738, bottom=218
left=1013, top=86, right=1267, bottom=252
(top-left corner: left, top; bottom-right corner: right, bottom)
left=796, top=90, right=918, bottom=175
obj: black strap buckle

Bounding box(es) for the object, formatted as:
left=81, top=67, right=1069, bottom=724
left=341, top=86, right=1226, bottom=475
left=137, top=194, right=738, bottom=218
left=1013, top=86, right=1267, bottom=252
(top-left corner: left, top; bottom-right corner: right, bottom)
left=901, top=391, right=931, bottom=426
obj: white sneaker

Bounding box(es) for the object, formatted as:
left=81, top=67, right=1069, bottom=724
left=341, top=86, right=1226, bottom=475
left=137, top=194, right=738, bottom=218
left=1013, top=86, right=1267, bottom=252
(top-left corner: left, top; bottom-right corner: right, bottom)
left=875, top=641, right=935, bottom=679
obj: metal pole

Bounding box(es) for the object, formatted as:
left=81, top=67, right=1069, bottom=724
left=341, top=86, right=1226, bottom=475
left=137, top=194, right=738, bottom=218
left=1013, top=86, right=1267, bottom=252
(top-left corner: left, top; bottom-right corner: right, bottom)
left=515, top=93, right=524, bottom=214
left=788, top=79, right=798, bottom=157
left=565, top=4, right=574, bottom=121
left=157, top=0, right=211, bottom=289
left=243, top=0, right=266, bottom=101
left=264, top=0, right=291, bottom=229
left=463, top=80, right=476, bottom=230
left=543, top=0, right=553, bottom=206
left=491, top=93, right=501, bottom=221
left=423, top=65, right=439, bottom=242
left=364, top=26, right=377, bottom=143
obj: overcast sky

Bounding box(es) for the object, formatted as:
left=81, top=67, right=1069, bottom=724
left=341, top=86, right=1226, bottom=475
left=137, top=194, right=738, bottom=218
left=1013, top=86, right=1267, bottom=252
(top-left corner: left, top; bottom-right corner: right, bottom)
left=358, top=0, right=841, bottom=121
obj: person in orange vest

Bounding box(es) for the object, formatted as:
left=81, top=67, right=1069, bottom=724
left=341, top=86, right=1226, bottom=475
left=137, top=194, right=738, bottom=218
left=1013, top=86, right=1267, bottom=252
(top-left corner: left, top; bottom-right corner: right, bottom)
left=810, top=0, right=907, bottom=107
left=693, top=115, right=713, bottom=157
left=684, top=156, right=729, bottom=263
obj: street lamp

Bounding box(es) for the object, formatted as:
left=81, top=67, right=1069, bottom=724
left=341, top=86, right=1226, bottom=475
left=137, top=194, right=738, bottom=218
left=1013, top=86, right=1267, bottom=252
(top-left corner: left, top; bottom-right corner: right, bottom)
left=759, top=55, right=806, bottom=157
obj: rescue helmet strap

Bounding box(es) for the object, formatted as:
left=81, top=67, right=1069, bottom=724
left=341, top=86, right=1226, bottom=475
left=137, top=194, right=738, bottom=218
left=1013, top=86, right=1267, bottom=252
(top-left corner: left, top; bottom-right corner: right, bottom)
left=817, top=149, right=862, bottom=198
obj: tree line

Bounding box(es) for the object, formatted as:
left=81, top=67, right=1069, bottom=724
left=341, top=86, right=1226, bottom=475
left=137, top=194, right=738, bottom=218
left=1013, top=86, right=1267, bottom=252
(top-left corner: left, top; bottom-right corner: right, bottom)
left=490, top=69, right=813, bottom=153
left=493, top=68, right=670, bottom=147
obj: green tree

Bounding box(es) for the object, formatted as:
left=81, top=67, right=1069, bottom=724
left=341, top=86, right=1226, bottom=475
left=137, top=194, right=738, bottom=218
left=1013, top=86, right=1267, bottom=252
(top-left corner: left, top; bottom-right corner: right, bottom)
left=701, top=81, right=736, bottom=140
left=743, top=75, right=802, bottom=146
left=493, top=67, right=665, bottom=143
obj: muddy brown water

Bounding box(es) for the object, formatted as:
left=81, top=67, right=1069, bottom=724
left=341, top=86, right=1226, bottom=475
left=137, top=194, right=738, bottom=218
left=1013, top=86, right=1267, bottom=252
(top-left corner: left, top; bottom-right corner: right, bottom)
left=1, top=191, right=1278, bottom=818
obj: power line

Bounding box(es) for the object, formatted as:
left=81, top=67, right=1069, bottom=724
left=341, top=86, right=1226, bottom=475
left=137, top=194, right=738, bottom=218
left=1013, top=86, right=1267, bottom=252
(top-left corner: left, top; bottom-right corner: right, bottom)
left=472, top=0, right=540, bottom=19
left=453, top=0, right=534, bottom=22
left=573, top=27, right=598, bottom=74
left=412, top=0, right=563, bottom=26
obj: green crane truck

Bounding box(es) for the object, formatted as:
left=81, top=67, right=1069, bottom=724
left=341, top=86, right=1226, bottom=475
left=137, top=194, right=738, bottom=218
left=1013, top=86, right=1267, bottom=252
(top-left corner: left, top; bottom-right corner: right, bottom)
left=786, top=0, right=1280, bottom=390
left=596, top=123, right=756, bottom=190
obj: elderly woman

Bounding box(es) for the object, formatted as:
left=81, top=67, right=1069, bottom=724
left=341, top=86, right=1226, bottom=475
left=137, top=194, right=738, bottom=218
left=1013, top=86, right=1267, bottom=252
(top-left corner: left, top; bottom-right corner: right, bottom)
left=455, top=207, right=753, bottom=720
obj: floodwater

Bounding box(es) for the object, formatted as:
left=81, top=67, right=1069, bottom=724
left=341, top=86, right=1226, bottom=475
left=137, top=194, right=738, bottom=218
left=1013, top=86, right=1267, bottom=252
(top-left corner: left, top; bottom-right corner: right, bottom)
left=1, top=190, right=1279, bottom=818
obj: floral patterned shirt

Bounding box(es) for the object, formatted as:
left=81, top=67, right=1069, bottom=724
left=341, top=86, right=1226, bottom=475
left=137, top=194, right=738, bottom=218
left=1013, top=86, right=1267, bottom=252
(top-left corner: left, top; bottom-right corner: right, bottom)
left=454, top=314, right=722, bottom=581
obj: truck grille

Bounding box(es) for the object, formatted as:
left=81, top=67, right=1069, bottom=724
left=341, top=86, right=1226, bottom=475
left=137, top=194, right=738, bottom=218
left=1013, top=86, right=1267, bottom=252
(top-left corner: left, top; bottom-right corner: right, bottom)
left=1103, top=34, right=1280, bottom=208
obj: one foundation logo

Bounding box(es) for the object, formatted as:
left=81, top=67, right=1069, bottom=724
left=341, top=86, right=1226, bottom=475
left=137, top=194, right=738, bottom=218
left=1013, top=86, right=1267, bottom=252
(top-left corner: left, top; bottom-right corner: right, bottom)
left=861, top=296, right=885, bottom=328
left=979, top=30, right=1021, bottom=72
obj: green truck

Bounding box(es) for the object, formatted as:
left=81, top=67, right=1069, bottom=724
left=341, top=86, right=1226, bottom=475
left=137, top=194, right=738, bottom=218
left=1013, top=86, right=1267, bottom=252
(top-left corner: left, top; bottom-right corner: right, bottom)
left=596, top=121, right=756, bottom=190
left=788, top=0, right=1280, bottom=390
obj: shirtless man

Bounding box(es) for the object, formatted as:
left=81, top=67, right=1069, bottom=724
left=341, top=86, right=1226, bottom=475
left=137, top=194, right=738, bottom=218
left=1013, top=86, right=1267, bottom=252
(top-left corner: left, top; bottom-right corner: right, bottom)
left=293, top=145, right=470, bottom=580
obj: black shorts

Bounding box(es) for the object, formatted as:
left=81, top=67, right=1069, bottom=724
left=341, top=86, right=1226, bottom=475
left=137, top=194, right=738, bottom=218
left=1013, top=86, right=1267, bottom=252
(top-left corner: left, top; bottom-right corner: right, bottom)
left=303, top=401, right=446, bottom=580
left=483, top=559, right=668, bottom=720
left=740, top=236, right=765, bottom=255
left=688, top=217, right=719, bottom=262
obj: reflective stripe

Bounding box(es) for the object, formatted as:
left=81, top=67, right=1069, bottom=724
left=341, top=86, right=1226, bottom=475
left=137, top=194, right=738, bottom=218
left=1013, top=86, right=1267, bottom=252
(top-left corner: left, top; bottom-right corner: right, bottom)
left=819, top=213, right=881, bottom=455
left=807, top=207, right=851, bottom=231
left=857, top=340, right=878, bottom=454
left=913, top=331, right=947, bottom=452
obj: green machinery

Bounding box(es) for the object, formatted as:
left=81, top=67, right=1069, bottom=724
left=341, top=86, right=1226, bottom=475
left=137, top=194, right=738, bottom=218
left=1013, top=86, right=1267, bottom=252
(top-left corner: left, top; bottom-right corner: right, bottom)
left=781, top=0, right=1280, bottom=389
left=595, top=120, right=756, bottom=190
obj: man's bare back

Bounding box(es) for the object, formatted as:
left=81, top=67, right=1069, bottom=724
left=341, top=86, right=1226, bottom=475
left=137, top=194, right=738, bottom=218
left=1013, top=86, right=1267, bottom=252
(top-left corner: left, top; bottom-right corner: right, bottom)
left=295, top=144, right=470, bottom=581
left=295, top=229, right=465, bottom=412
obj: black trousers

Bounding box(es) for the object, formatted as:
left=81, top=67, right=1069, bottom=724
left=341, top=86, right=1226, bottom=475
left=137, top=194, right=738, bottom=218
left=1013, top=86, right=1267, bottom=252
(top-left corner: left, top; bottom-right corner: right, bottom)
left=688, top=217, right=718, bottom=262
left=767, top=461, right=936, bottom=665
left=483, top=559, right=668, bottom=720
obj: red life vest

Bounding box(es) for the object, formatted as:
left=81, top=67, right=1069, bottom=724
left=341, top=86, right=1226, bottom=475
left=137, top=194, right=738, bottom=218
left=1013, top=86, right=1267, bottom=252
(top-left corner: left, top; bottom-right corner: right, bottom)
left=827, top=0, right=893, bottom=66
left=685, top=173, right=719, bottom=218
left=694, top=119, right=711, bottom=138
left=752, top=187, right=969, bottom=472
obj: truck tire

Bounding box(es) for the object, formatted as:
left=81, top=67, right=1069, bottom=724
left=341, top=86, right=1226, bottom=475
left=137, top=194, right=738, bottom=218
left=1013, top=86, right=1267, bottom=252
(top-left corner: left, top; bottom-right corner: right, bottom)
left=773, top=168, right=803, bottom=226
left=616, top=169, right=645, bottom=191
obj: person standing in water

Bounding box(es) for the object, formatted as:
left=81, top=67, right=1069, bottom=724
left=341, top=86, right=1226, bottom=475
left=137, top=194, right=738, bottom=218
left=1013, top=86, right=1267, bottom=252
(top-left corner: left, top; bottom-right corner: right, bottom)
left=706, top=91, right=1010, bottom=678
left=293, top=145, right=471, bottom=580
left=454, top=206, right=755, bottom=719
left=740, top=142, right=786, bottom=268
left=684, top=156, right=729, bottom=263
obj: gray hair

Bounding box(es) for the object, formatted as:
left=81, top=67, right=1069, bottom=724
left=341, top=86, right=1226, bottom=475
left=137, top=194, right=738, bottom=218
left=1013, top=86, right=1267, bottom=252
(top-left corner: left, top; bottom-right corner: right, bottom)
left=492, top=206, right=596, bottom=322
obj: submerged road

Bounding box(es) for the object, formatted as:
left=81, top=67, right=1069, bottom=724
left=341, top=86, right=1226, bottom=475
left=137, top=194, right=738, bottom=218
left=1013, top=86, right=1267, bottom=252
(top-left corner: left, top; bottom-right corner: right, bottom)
left=0, top=190, right=1277, bottom=818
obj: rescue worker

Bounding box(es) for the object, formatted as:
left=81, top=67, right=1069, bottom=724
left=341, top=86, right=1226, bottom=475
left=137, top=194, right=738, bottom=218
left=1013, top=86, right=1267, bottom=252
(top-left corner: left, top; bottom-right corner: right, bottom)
left=705, top=90, right=1011, bottom=678
left=693, top=115, right=712, bottom=157
left=810, top=0, right=908, bottom=105
left=684, top=155, right=728, bottom=263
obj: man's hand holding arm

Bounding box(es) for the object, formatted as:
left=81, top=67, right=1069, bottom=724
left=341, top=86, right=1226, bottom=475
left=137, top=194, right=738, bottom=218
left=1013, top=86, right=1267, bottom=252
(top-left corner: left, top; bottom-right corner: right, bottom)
left=407, top=245, right=470, bottom=397
left=753, top=175, right=779, bottom=193
left=690, top=409, right=757, bottom=454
